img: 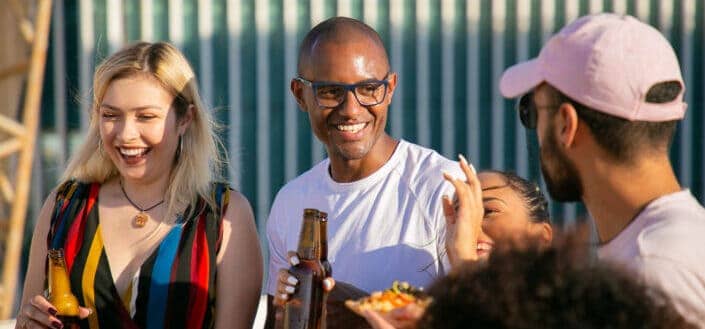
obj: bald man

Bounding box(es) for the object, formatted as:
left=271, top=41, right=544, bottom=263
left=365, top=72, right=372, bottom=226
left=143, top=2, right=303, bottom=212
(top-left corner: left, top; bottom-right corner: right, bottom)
left=264, top=16, right=460, bottom=325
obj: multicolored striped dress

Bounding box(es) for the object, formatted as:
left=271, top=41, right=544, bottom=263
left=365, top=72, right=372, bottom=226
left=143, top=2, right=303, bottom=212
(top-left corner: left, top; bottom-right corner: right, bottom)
left=47, top=180, right=230, bottom=329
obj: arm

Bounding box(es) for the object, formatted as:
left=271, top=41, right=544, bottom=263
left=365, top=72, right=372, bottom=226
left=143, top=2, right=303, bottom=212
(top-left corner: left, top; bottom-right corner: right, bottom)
left=214, top=191, right=263, bottom=329
left=17, top=191, right=91, bottom=328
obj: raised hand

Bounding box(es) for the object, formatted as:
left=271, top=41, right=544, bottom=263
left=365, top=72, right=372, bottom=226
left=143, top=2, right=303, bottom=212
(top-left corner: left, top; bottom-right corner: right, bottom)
left=442, top=154, right=484, bottom=267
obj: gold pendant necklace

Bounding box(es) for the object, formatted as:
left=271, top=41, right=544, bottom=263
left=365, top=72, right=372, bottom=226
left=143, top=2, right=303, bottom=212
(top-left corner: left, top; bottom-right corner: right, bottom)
left=120, top=180, right=165, bottom=228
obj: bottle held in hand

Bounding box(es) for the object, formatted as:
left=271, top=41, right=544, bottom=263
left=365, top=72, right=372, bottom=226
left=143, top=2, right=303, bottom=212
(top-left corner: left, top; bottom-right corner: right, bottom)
left=47, top=249, right=81, bottom=329
left=283, top=209, right=327, bottom=329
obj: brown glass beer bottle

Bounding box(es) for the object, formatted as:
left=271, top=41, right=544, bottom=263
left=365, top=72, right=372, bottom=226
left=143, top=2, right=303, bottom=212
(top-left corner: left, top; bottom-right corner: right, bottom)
left=47, top=249, right=81, bottom=329
left=283, top=209, right=326, bottom=329
left=318, top=211, right=331, bottom=277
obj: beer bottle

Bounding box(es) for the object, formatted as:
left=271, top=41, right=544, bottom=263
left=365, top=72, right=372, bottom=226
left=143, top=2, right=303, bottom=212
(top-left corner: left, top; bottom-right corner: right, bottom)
left=283, top=209, right=326, bottom=329
left=318, top=211, right=331, bottom=277
left=47, top=249, right=81, bottom=329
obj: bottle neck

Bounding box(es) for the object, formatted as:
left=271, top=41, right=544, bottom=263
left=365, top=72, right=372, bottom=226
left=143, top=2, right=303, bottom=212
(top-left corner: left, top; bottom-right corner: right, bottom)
left=297, top=217, right=321, bottom=260
left=48, top=250, right=73, bottom=295
left=319, top=219, right=328, bottom=260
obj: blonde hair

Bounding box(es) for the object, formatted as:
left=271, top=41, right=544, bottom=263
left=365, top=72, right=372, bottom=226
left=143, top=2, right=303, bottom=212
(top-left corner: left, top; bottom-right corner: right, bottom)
left=62, top=42, right=225, bottom=219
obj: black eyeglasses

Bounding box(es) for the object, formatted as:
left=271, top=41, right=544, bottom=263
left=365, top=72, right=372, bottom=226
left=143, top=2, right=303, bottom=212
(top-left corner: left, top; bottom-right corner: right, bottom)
left=516, top=92, right=561, bottom=129
left=295, top=73, right=391, bottom=108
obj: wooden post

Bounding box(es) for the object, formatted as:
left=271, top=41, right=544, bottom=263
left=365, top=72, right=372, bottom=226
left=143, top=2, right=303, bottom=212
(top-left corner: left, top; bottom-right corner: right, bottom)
left=0, top=0, right=52, bottom=319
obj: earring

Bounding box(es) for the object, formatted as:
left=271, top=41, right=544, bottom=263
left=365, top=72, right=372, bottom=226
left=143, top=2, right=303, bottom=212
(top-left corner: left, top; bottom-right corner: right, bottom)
left=174, top=135, right=183, bottom=162
left=98, top=139, right=105, bottom=157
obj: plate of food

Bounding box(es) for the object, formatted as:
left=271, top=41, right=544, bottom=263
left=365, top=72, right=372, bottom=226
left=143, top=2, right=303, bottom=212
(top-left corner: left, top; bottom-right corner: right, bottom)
left=344, top=281, right=431, bottom=316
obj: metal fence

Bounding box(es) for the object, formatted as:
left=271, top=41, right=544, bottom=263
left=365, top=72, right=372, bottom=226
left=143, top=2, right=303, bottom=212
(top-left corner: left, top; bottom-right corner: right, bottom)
left=33, top=0, right=704, bottom=245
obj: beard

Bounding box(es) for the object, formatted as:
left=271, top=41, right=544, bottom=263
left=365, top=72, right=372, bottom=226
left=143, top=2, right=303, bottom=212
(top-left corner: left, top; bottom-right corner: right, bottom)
left=539, top=126, right=583, bottom=202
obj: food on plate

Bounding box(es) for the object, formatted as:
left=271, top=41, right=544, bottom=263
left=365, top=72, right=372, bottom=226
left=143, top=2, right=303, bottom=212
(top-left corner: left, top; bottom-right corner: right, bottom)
left=344, top=281, right=431, bottom=315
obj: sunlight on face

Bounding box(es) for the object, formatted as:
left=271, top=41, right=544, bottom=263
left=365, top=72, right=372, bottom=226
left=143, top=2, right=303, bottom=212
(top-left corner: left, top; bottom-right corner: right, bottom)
left=476, top=172, right=548, bottom=259
left=99, top=75, right=184, bottom=184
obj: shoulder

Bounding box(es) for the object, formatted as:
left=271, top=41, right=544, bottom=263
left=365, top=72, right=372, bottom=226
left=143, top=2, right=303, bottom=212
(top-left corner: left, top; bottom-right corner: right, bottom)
left=271, top=159, right=329, bottom=205
left=393, top=141, right=460, bottom=193
left=210, top=182, right=254, bottom=222
left=637, top=192, right=705, bottom=268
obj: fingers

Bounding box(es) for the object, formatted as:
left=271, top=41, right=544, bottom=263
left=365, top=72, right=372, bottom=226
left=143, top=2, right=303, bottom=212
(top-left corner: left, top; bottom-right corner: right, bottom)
left=441, top=195, right=456, bottom=224
left=323, top=277, right=335, bottom=292
left=20, top=295, right=63, bottom=329
left=274, top=269, right=298, bottom=306
left=458, top=154, right=481, bottom=198
left=78, top=307, right=93, bottom=319
left=287, top=251, right=300, bottom=266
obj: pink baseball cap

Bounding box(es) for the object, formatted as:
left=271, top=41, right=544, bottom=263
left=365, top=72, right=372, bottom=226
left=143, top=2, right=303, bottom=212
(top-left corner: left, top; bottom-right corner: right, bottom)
left=499, top=13, right=687, bottom=122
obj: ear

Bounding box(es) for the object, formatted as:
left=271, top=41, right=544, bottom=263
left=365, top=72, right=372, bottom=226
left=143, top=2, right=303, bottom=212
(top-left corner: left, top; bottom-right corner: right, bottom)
left=384, top=72, right=398, bottom=105
left=290, top=79, right=308, bottom=112
left=538, top=222, right=553, bottom=247
left=177, top=104, right=194, bottom=135
left=556, top=103, right=579, bottom=148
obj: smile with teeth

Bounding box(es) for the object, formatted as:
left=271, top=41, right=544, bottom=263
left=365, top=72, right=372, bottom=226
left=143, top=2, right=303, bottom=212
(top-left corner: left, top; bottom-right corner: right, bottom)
left=119, top=147, right=149, bottom=157
left=477, top=242, right=493, bottom=252
left=336, top=122, right=367, bottom=133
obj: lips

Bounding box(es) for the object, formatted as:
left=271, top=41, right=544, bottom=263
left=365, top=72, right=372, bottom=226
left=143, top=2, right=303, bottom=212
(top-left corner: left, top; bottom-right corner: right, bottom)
left=332, top=122, right=369, bottom=141
left=477, top=241, right=494, bottom=256
left=118, top=147, right=150, bottom=164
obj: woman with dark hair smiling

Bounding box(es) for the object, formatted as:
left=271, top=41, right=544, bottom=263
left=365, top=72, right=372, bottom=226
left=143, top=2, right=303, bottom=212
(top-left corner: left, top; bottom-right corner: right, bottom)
left=442, top=156, right=553, bottom=267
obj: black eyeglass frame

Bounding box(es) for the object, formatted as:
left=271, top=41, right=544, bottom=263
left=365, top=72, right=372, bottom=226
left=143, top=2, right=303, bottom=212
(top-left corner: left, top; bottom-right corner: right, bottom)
left=294, top=73, right=392, bottom=108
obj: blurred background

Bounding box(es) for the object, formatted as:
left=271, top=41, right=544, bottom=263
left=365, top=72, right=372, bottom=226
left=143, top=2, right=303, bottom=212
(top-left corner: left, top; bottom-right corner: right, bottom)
left=1, top=0, right=703, bottom=320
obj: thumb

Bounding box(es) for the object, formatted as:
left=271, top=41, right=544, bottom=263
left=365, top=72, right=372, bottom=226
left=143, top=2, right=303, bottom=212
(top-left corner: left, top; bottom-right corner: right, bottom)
left=79, top=307, right=93, bottom=319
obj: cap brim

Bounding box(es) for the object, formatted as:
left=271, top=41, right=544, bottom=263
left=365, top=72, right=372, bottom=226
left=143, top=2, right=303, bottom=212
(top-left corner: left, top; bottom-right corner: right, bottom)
left=499, top=59, right=543, bottom=98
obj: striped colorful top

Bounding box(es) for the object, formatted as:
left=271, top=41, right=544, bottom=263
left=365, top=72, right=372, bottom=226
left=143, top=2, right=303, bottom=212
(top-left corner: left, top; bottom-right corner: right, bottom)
left=47, top=180, right=230, bottom=329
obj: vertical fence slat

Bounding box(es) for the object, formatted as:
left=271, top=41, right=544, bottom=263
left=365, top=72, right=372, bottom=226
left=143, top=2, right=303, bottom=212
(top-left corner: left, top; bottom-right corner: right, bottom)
left=106, top=0, right=124, bottom=52
left=440, top=0, right=454, bottom=157
left=515, top=0, right=530, bottom=178
left=52, top=0, right=67, bottom=170
left=490, top=1, right=505, bottom=170
left=169, top=0, right=184, bottom=48
left=255, top=0, right=271, bottom=232
left=389, top=0, right=404, bottom=139
left=226, top=0, right=242, bottom=190
left=416, top=0, right=431, bottom=147
left=466, top=0, right=480, bottom=163
left=283, top=0, right=298, bottom=182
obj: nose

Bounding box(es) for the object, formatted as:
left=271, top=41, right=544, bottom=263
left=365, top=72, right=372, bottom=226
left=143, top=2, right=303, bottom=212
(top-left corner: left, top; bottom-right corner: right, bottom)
left=335, top=89, right=364, bottom=117
left=117, top=117, right=140, bottom=142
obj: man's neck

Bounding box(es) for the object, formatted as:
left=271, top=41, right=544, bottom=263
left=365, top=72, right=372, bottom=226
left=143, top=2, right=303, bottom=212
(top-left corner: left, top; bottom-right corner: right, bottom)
left=581, top=155, right=681, bottom=243
left=328, top=135, right=399, bottom=183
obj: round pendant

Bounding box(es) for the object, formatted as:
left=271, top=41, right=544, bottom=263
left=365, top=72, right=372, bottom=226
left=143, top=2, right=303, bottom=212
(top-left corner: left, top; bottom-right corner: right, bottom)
left=133, top=212, right=149, bottom=228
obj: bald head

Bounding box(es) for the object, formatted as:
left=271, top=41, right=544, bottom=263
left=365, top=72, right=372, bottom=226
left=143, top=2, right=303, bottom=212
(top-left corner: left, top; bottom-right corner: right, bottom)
left=297, top=17, right=390, bottom=76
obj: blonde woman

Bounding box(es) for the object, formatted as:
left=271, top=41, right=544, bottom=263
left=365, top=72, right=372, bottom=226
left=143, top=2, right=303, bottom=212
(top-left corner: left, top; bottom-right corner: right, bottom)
left=16, top=42, right=262, bottom=329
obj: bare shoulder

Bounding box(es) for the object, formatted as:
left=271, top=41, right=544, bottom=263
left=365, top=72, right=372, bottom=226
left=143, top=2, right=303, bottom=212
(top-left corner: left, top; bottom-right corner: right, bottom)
left=222, top=189, right=255, bottom=224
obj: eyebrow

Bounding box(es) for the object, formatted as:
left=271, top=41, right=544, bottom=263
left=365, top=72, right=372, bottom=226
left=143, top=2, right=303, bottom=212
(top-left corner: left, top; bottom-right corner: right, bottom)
left=100, top=103, right=164, bottom=111
left=481, top=183, right=510, bottom=192
left=482, top=197, right=508, bottom=205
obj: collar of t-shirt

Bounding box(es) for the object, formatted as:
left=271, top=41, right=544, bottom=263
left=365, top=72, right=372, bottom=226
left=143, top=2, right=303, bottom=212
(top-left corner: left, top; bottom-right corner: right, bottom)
left=323, top=140, right=408, bottom=192
left=597, top=189, right=693, bottom=260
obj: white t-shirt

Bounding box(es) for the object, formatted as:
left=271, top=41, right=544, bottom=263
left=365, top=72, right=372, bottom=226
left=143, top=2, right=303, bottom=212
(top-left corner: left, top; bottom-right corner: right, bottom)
left=265, top=140, right=460, bottom=295
left=598, top=190, right=705, bottom=325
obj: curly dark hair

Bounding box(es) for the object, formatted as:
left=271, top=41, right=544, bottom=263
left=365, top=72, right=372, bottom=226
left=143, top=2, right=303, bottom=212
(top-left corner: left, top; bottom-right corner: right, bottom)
left=417, top=237, right=696, bottom=329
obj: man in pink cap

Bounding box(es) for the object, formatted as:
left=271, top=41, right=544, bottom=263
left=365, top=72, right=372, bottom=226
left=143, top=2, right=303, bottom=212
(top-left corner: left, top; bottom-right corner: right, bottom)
left=500, top=13, right=705, bottom=323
